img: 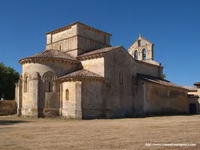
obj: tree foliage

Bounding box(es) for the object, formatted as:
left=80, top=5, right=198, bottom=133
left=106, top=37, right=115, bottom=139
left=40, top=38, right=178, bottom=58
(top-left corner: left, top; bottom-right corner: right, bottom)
left=161, top=73, right=166, bottom=79
left=0, top=63, right=19, bottom=100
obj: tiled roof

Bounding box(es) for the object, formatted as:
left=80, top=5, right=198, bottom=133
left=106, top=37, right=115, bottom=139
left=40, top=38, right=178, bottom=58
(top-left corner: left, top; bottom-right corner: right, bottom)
left=19, top=49, right=79, bottom=63
left=57, top=69, right=104, bottom=82
left=138, top=74, right=188, bottom=90
left=46, top=21, right=112, bottom=36
left=194, top=82, right=200, bottom=86
left=183, top=86, right=197, bottom=91
left=187, top=94, right=199, bottom=98
left=135, top=59, right=162, bottom=67
left=77, top=46, right=121, bottom=59
left=29, top=49, right=77, bottom=60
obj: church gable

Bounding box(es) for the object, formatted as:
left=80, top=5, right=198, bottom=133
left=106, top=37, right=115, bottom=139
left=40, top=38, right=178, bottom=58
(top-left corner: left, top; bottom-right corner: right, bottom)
left=128, top=35, right=161, bottom=66
left=78, top=46, right=122, bottom=77
left=129, top=36, right=152, bottom=50
left=128, top=36, right=153, bottom=60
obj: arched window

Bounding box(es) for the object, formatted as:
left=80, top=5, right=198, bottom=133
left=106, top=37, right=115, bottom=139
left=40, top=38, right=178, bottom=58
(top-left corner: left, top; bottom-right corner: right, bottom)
left=134, top=50, right=138, bottom=60
left=23, top=73, right=29, bottom=93
left=65, top=89, right=69, bottom=101
left=24, top=76, right=28, bottom=93
left=42, top=71, right=56, bottom=92
left=142, top=48, right=147, bottom=60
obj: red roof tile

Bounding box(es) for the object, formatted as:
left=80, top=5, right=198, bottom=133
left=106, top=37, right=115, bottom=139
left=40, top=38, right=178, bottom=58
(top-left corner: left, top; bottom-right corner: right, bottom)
left=138, top=74, right=188, bottom=90
left=77, top=46, right=121, bottom=58
left=57, top=69, right=103, bottom=81
left=19, top=49, right=79, bottom=63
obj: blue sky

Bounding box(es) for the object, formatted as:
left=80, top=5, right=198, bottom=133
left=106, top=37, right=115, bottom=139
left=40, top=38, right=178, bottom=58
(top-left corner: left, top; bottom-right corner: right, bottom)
left=0, top=0, right=199, bottom=86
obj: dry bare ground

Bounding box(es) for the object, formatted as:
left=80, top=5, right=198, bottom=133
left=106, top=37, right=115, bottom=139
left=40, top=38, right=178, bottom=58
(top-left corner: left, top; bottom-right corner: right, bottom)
left=0, top=115, right=200, bottom=150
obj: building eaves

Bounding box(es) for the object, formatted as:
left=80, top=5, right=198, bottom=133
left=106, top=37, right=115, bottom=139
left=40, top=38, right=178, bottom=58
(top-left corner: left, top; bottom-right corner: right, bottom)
left=138, top=74, right=189, bottom=91
left=183, top=86, right=198, bottom=92
left=194, top=82, right=200, bottom=86
left=135, top=59, right=163, bottom=68
left=77, top=46, right=121, bottom=60
left=19, top=49, right=79, bottom=64
left=57, top=69, right=104, bottom=82
left=46, top=21, right=112, bottom=36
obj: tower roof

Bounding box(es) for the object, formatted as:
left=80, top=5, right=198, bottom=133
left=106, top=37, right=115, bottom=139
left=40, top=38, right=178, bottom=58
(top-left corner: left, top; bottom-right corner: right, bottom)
left=46, top=21, right=112, bottom=36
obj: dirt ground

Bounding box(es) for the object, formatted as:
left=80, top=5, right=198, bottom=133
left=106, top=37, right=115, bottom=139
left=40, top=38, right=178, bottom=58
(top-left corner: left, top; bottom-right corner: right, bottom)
left=0, top=115, right=200, bottom=150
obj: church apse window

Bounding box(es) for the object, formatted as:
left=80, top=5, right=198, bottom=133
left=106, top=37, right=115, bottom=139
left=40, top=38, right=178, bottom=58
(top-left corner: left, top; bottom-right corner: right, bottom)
left=65, top=89, right=69, bottom=101
left=24, top=75, right=28, bottom=93
left=142, top=48, right=147, bottom=60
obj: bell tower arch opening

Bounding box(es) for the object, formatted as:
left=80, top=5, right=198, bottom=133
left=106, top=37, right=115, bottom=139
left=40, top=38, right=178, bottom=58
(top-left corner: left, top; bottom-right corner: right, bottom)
left=128, top=35, right=161, bottom=67
left=128, top=35, right=153, bottom=61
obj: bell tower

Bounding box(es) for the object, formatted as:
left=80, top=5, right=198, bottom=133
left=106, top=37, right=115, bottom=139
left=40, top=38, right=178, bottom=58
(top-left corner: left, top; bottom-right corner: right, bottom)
left=128, top=35, right=160, bottom=66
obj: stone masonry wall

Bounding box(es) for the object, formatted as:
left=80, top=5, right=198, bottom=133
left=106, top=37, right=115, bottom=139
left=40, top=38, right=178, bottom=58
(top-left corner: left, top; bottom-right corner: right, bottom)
left=0, top=100, right=17, bottom=115
left=101, top=47, right=161, bottom=118
left=143, top=81, right=189, bottom=115
left=81, top=57, right=104, bottom=77
left=61, top=81, right=82, bottom=119
left=82, top=80, right=104, bottom=119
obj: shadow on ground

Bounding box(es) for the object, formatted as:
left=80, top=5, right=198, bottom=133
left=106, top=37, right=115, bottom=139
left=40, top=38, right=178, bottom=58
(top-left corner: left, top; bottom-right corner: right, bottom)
left=0, top=120, right=29, bottom=125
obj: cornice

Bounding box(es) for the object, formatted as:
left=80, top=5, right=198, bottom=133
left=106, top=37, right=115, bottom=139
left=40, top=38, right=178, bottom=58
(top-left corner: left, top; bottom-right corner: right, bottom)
left=77, top=53, right=104, bottom=61
left=135, top=59, right=163, bottom=68
left=46, top=34, right=110, bottom=47
left=19, top=57, right=80, bottom=65
left=46, top=22, right=112, bottom=36
left=57, top=76, right=104, bottom=83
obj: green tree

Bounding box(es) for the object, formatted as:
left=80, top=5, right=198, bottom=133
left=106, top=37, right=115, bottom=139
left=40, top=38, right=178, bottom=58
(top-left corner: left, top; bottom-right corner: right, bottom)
left=0, top=63, right=19, bottom=100
left=161, top=73, right=166, bottom=79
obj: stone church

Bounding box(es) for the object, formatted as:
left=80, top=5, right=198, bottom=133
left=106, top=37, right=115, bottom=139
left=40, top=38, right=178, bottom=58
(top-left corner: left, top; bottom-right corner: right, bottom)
left=15, top=22, right=189, bottom=119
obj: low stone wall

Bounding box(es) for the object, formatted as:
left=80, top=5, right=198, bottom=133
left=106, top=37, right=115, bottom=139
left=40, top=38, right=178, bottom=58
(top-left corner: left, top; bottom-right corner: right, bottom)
left=0, top=100, right=17, bottom=115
